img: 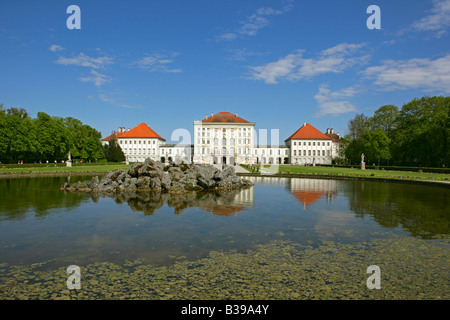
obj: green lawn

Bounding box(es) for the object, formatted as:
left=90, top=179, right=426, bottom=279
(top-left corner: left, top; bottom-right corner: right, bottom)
left=0, top=164, right=131, bottom=175
left=242, top=164, right=450, bottom=182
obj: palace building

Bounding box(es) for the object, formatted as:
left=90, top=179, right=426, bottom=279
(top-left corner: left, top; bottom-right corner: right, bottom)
left=102, top=112, right=342, bottom=165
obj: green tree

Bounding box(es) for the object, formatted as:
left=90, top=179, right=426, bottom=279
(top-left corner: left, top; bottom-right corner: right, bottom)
left=348, top=113, right=369, bottom=140
left=343, top=135, right=363, bottom=165
left=103, top=138, right=125, bottom=162
left=34, top=112, right=70, bottom=162
left=361, top=129, right=391, bottom=166
left=392, top=96, right=449, bottom=167
left=0, top=107, right=35, bottom=163
left=369, top=104, right=399, bottom=137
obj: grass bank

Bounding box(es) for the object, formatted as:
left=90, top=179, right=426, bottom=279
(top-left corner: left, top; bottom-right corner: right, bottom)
left=0, top=164, right=131, bottom=176
left=240, top=164, right=450, bottom=184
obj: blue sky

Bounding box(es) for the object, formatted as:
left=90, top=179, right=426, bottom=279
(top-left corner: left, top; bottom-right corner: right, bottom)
left=1, top=0, right=449, bottom=144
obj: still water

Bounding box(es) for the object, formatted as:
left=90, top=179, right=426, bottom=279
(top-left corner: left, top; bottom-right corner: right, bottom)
left=0, top=175, right=448, bottom=270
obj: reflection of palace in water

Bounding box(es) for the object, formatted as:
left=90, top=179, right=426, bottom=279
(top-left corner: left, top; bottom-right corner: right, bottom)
left=250, top=176, right=339, bottom=209
left=91, top=186, right=255, bottom=216
left=200, top=187, right=254, bottom=216
left=288, top=178, right=338, bottom=209
left=88, top=177, right=339, bottom=215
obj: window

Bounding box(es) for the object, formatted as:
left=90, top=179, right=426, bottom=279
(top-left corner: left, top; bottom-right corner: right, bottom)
left=322, top=150, right=325, bottom=156
left=308, top=142, right=311, bottom=146
left=327, top=142, right=330, bottom=146
left=313, top=142, right=315, bottom=146
left=294, top=142, right=296, bottom=146
left=294, top=150, right=297, bottom=156
left=222, top=138, right=226, bottom=146
left=303, top=150, right=306, bottom=156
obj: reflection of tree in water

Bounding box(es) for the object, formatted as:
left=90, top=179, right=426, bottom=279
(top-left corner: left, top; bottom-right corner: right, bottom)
left=0, top=176, right=92, bottom=222
left=89, top=186, right=254, bottom=216
left=343, top=180, right=449, bottom=238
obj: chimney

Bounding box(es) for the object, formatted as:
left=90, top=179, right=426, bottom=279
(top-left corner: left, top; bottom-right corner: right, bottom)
left=303, top=122, right=307, bottom=127
left=205, top=114, right=208, bottom=119
left=331, top=128, right=334, bottom=134
left=235, top=113, right=238, bottom=117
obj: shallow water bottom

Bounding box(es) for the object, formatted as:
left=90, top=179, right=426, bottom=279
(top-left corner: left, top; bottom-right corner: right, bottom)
left=1, top=232, right=448, bottom=300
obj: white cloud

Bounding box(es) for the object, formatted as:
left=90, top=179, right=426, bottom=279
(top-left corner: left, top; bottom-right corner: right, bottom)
left=314, top=84, right=359, bottom=117
left=79, top=70, right=112, bottom=86
left=226, top=48, right=264, bottom=61
left=217, top=33, right=238, bottom=41
left=98, top=93, right=142, bottom=109
left=217, top=1, right=293, bottom=41
left=56, top=53, right=114, bottom=69
left=49, top=44, right=65, bottom=52
left=363, top=54, right=450, bottom=93
left=248, top=43, right=368, bottom=84
left=411, top=0, right=450, bottom=37
left=132, top=53, right=182, bottom=73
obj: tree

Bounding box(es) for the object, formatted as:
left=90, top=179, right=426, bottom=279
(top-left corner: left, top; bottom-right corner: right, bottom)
left=369, top=104, right=399, bottom=137
left=361, top=129, right=391, bottom=166
left=33, top=112, right=70, bottom=162
left=343, top=134, right=363, bottom=165
left=103, top=138, right=125, bottom=162
left=392, top=96, right=449, bottom=167
left=348, top=113, right=369, bottom=141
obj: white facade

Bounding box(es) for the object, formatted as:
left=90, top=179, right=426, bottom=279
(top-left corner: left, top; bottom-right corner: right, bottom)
left=286, top=139, right=333, bottom=165
left=192, top=114, right=256, bottom=165
left=118, top=137, right=164, bottom=163
left=104, top=114, right=341, bottom=165
left=253, top=146, right=290, bottom=164
left=160, top=144, right=192, bottom=163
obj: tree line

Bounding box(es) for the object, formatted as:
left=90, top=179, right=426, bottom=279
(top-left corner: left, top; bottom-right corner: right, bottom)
left=0, top=104, right=106, bottom=164
left=341, top=96, right=449, bottom=168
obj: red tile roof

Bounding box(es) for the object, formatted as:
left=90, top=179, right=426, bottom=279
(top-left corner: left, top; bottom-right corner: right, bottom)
left=202, top=112, right=250, bottom=123
left=202, top=205, right=245, bottom=216
left=285, top=123, right=332, bottom=141
left=324, top=133, right=342, bottom=142
left=102, top=131, right=125, bottom=141
left=292, top=191, right=324, bottom=208
left=118, top=123, right=165, bottom=140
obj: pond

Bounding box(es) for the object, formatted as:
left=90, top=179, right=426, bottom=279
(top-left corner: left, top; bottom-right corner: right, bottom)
left=0, top=175, right=448, bottom=299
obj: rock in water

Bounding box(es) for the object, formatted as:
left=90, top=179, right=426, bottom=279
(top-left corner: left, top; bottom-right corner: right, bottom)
left=61, top=160, right=253, bottom=193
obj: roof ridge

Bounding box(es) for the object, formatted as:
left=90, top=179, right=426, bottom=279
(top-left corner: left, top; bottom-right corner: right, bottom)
left=285, top=123, right=332, bottom=141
